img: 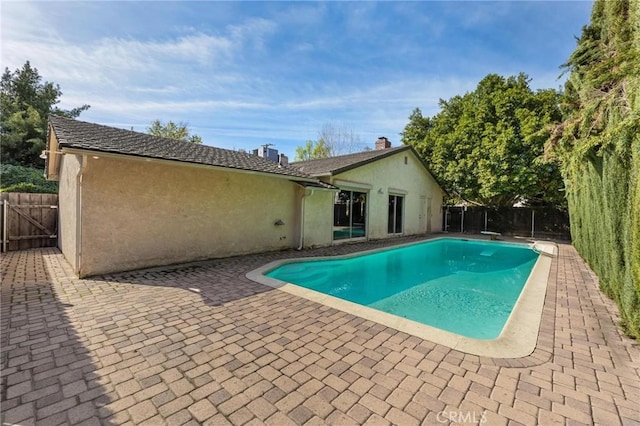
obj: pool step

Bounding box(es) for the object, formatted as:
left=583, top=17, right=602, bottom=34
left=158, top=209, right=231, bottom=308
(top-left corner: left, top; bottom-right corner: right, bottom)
left=479, top=248, right=497, bottom=256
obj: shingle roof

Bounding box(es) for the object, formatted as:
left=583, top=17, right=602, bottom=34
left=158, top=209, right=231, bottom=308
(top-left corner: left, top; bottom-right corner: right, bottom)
left=292, top=146, right=412, bottom=176
left=48, top=115, right=314, bottom=180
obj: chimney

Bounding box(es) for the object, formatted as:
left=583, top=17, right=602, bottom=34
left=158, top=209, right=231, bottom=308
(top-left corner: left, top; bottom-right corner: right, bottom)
left=254, top=144, right=279, bottom=163
left=278, top=153, right=288, bottom=167
left=375, top=136, right=391, bottom=150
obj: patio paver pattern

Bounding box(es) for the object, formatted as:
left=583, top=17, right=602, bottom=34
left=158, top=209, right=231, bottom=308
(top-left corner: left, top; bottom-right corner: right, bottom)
left=1, top=236, right=639, bottom=425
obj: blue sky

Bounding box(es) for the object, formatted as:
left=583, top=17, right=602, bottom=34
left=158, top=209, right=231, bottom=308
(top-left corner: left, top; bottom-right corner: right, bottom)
left=2, top=1, right=593, bottom=158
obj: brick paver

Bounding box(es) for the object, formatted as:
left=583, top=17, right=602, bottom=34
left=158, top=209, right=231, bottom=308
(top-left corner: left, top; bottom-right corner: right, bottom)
left=1, top=235, right=639, bottom=425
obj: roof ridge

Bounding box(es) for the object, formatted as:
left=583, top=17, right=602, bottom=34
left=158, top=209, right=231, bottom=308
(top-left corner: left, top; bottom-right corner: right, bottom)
left=291, top=145, right=408, bottom=165
left=290, top=145, right=413, bottom=176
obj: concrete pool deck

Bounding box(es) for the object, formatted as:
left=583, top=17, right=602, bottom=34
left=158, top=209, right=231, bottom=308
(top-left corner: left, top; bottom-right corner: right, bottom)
left=1, top=235, right=639, bottom=425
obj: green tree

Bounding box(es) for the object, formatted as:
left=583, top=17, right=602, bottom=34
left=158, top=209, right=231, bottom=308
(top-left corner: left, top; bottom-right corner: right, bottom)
left=294, top=139, right=330, bottom=161
left=1, top=106, right=44, bottom=167
left=0, top=164, right=58, bottom=193
left=546, top=0, right=639, bottom=338
left=0, top=61, right=90, bottom=167
left=403, top=73, right=564, bottom=207
left=147, top=119, right=202, bottom=144
left=400, top=108, right=432, bottom=148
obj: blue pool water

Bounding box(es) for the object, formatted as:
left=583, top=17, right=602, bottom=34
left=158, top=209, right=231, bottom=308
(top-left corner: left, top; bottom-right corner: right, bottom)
left=266, top=238, right=539, bottom=339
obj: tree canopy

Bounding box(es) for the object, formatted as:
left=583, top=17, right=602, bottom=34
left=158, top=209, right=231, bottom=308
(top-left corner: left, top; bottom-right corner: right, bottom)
left=402, top=73, right=564, bottom=207
left=294, top=139, right=330, bottom=161
left=0, top=61, right=90, bottom=167
left=0, top=163, right=58, bottom=193
left=400, top=108, right=432, bottom=147
left=547, top=0, right=638, bottom=165
left=147, top=119, right=202, bottom=144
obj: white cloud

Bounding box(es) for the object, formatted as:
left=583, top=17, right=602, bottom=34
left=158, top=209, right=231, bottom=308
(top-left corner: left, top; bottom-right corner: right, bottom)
left=1, top=2, right=57, bottom=43
left=226, top=17, right=277, bottom=51
left=130, top=85, right=181, bottom=94
left=1, top=1, right=591, bottom=159
left=76, top=98, right=269, bottom=115
left=446, top=1, right=514, bottom=28
left=274, top=3, right=327, bottom=27
left=3, top=33, right=234, bottom=85
left=96, top=33, right=233, bottom=68
left=2, top=3, right=276, bottom=93
left=291, top=42, right=315, bottom=54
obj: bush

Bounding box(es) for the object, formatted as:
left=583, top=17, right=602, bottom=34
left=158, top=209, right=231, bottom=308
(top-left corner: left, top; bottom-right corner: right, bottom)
left=0, top=164, right=58, bottom=193
left=549, top=0, right=640, bottom=339
left=568, top=148, right=639, bottom=338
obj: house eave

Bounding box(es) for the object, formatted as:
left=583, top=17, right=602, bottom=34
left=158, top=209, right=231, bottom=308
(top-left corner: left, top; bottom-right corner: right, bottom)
left=45, top=123, right=62, bottom=181
left=295, top=181, right=340, bottom=192
left=60, top=147, right=321, bottom=184
left=308, top=172, right=333, bottom=178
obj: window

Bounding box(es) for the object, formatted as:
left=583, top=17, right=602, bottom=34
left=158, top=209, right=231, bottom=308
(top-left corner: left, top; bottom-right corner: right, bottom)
left=333, top=190, right=367, bottom=240
left=388, top=195, right=404, bottom=234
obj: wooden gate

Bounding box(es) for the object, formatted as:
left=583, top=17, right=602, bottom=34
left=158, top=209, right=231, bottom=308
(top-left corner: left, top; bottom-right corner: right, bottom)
left=1, top=192, right=58, bottom=252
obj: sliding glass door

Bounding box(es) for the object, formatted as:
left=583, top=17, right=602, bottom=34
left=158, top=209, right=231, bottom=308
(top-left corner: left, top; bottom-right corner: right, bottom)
left=388, top=194, right=404, bottom=234
left=333, top=190, right=367, bottom=240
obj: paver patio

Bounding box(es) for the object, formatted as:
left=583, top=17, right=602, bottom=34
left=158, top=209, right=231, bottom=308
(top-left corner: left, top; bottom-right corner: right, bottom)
left=1, top=236, right=639, bottom=425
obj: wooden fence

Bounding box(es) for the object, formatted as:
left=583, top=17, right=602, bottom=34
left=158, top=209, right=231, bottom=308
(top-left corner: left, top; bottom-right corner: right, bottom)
left=1, top=192, right=58, bottom=252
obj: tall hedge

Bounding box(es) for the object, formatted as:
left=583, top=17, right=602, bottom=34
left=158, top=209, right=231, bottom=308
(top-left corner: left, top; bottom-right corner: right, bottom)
left=548, top=0, right=640, bottom=338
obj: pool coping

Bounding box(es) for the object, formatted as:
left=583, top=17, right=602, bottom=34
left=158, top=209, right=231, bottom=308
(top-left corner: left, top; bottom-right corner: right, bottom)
left=246, top=237, right=557, bottom=358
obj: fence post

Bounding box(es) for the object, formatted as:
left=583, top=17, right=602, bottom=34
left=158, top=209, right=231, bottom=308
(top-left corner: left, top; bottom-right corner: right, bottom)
left=2, top=200, right=7, bottom=253
left=484, top=210, right=488, bottom=231
left=461, top=207, right=465, bottom=233
left=531, top=209, right=535, bottom=238
left=444, top=206, right=449, bottom=232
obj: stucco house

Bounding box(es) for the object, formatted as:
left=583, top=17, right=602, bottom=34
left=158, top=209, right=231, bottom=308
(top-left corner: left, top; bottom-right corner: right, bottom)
left=294, top=137, right=444, bottom=247
left=45, top=116, right=444, bottom=277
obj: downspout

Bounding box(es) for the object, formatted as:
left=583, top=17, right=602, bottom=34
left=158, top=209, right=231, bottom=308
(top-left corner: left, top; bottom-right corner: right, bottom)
left=75, top=155, right=88, bottom=277
left=298, top=188, right=315, bottom=250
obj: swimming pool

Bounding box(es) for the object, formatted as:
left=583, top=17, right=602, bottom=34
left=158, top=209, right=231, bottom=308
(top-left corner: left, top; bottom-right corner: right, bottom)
left=247, top=237, right=555, bottom=357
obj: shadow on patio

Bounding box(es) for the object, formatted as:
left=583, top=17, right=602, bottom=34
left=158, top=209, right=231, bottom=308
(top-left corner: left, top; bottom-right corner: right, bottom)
left=1, top=248, right=115, bottom=425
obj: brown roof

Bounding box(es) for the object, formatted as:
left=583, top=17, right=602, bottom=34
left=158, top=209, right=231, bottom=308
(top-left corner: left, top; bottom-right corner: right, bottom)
left=292, top=146, right=412, bottom=176
left=48, top=116, right=314, bottom=181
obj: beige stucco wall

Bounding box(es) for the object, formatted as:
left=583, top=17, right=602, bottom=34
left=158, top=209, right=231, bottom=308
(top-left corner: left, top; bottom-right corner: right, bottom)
left=77, top=156, right=299, bottom=276
left=301, top=190, right=334, bottom=248
left=329, top=150, right=444, bottom=240
left=57, top=153, right=82, bottom=272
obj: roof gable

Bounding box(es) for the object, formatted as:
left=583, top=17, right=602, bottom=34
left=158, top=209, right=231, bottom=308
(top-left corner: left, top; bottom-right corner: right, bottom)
left=48, top=116, right=313, bottom=180
left=292, top=145, right=446, bottom=194
left=292, top=146, right=411, bottom=176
